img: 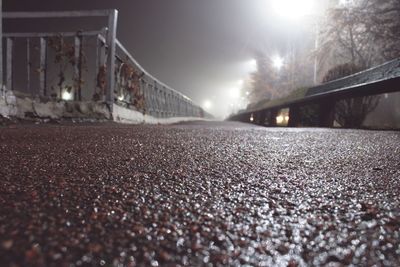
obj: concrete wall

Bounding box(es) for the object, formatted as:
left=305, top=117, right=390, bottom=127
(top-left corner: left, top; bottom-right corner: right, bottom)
left=0, top=88, right=206, bottom=124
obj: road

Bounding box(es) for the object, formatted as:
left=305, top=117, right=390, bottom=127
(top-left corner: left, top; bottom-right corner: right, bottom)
left=0, top=121, right=399, bottom=266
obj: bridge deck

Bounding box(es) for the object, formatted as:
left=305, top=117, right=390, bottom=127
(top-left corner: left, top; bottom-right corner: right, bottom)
left=0, top=122, right=399, bottom=266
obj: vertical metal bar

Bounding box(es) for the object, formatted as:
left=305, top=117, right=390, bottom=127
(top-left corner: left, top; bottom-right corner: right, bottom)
left=165, top=90, right=169, bottom=117
left=153, top=85, right=158, bottom=117
left=157, top=86, right=162, bottom=117
left=26, top=38, right=31, bottom=95
left=97, top=35, right=106, bottom=101
left=94, top=35, right=99, bottom=99
left=148, top=82, right=153, bottom=115
left=170, top=93, right=174, bottom=116
left=0, top=0, right=3, bottom=89
left=39, top=37, right=47, bottom=96
left=162, top=91, right=166, bottom=117
left=74, top=34, right=83, bottom=100
left=174, top=95, right=177, bottom=116
left=141, top=79, right=147, bottom=113
left=58, top=37, right=64, bottom=97
left=6, top=38, right=13, bottom=91
left=178, top=96, right=181, bottom=116
left=154, top=81, right=160, bottom=117
left=151, top=84, right=157, bottom=116
left=173, top=94, right=177, bottom=116
left=106, top=9, right=118, bottom=109
left=141, top=80, right=147, bottom=113
left=160, top=89, right=164, bottom=117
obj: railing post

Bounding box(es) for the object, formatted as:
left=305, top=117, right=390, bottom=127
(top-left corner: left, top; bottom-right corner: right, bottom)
left=154, top=81, right=161, bottom=117
left=318, top=99, right=335, bottom=127
left=267, top=109, right=278, bottom=126
left=257, top=110, right=267, bottom=126
left=74, top=33, right=83, bottom=101
left=96, top=33, right=106, bottom=101
left=146, top=82, right=153, bottom=116
left=6, top=38, right=13, bottom=91
left=26, top=38, right=31, bottom=95
left=288, top=105, right=301, bottom=127
left=106, top=9, right=118, bottom=110
left=0, top=0, right=3, bottom=89
left=39, top=37, right=47, bottom=96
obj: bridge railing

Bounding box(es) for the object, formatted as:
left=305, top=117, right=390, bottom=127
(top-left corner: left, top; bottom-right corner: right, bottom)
left=2, top=9, right=208, bottom=119
left=230, top=58, right=400, bottom=127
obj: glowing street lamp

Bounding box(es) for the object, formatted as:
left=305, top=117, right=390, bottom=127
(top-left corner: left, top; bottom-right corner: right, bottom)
left=271, top=0, right=315, bottom=20
left=203, top=100, right=212, bottom=110
left=272, top=55, right=284, bottom=70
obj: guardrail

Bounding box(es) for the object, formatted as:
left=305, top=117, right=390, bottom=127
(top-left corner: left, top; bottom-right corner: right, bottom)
left=2, top=9, right=210, bottom=119
left=230, top=58, right=400, bottom=127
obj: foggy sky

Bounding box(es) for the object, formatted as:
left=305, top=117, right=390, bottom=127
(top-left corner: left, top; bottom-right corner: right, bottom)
left=4, top=0, right=327, bottom=118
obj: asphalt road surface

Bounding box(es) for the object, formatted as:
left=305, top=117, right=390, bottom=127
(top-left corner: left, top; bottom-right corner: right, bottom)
left=0, top=121, right=399, bottom=266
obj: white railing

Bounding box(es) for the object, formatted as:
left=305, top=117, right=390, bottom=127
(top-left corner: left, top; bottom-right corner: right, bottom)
left=2, top=9, right=210, bottom=119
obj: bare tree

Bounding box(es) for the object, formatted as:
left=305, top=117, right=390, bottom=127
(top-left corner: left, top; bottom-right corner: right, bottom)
left=318, top=0, right=400, bottom=74
left=248, top=46, right=313, bottom=104
left=317, top=0, right=400, bottom=128
left=248, top=50, right=279, bottom=103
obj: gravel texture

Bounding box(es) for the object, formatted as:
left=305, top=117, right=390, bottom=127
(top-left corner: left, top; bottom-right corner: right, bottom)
left=0, top=121, right=399, bottom=266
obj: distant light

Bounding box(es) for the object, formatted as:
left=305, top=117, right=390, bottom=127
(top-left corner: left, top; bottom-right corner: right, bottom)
left=246, top=91, right=250, bottom=96
left=276, top=115, right=284, bottom=124
left=272, top=55, right=284, bottom=70
left=250, top=114, right=254, bottom=122
left=271, top=0, right=315, bottom=20
left=285, top=115, right=290, bottom=121
left=118, top=95, right=124, bottom=101
left=203, top=100, right=212, bottom=110
left=339, top=0, right=353, bottom=6
left=62, top=90, right=73, bottom=101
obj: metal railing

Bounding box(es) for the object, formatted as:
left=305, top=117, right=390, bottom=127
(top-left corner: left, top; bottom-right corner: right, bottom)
left=2, top=9, right=209, bottom=119
left=229, top=57, right=400, bottom=127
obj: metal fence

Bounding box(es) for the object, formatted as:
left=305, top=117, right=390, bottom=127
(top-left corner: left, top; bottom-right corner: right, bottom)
left=2, top=9, right=209, bottom=119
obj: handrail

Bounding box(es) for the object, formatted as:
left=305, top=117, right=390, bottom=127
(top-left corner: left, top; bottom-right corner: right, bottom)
left=235, top=57, right=400, bottom=115
left=115, top=39, right=192, bottom=102
left=1, top=9, right=209, bottom=119
left=3, top=10, right=112, bottom=19
left=3, top=30, right=103, bottom=38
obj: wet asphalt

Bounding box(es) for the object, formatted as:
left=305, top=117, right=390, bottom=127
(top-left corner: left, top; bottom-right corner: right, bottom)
left=0, top=121, right=399, bottom=266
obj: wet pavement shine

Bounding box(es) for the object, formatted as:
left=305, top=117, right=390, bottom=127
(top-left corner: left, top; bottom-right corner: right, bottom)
left=0, top=121, right=399, bottom=266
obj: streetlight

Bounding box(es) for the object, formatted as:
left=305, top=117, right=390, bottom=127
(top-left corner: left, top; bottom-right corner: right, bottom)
left=270, top=0, right=319, bottom=84
left=203, top=100, right=212, bottom=110
left=272, top=55, right=284, bottom=70
left=271, top=0, right=315, bottom=20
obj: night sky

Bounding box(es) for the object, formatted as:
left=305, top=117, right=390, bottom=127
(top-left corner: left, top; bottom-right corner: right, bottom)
left=4, top=0, right=326, bottom=118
